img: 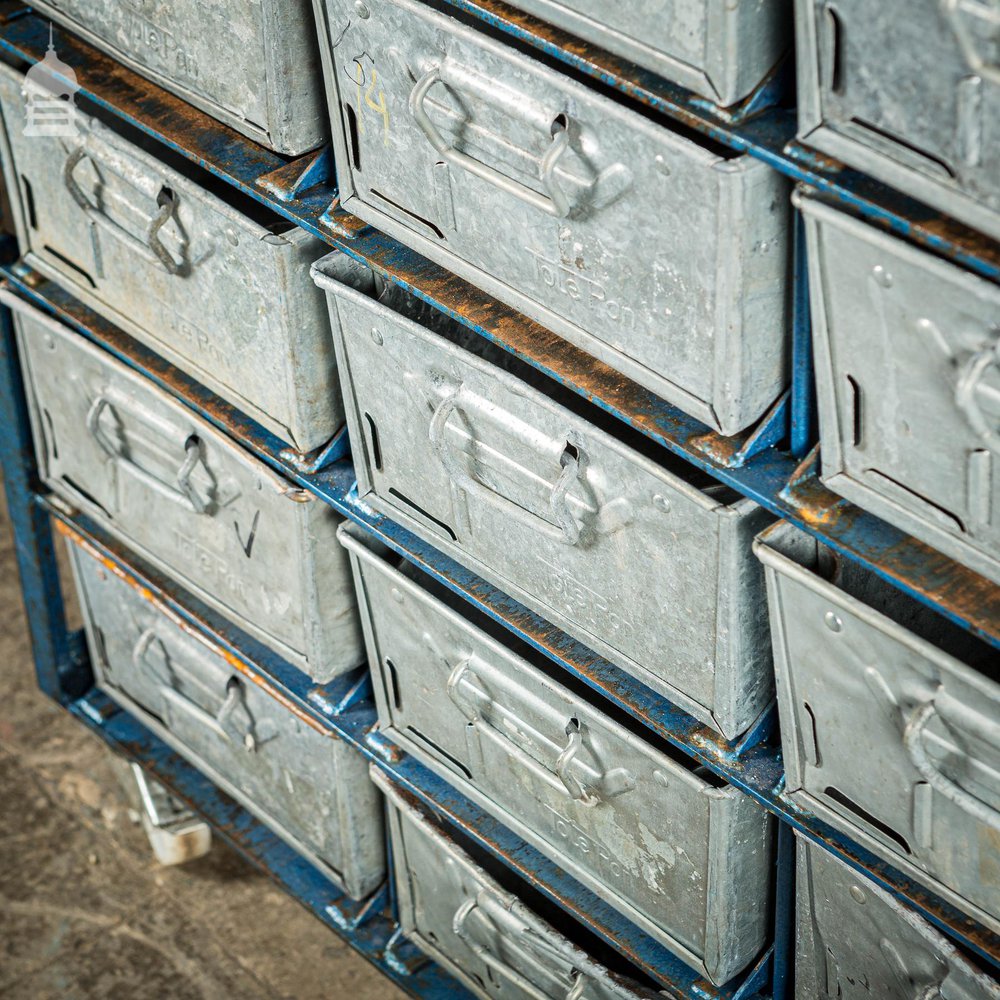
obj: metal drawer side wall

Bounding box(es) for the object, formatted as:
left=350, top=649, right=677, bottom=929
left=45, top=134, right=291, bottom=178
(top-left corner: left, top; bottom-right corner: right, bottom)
left=66, top=539, right=386, bottom=899
left=0, top=60, right=341, bottom=453
left=344, top=523, right=775, bottom=985
left=316, top=251, right=774, bottom=739
left=758, top=520, right=1000, bottom=938
left=314, top=0, right=791, bottom=436
left=376, top=765, right=658, bottom=1000
left=29, top=0, right=327, bottom=155
left=11, top=298, right=363, bottom=682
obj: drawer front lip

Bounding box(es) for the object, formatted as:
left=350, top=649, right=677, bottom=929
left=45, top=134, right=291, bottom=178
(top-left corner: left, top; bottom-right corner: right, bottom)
left=316, top=0, right=790, bottom=437
left=68, top=541, right=385, bottom=899
left=757, top=520, right=1000, bottom=936
left=0, top=61, right=339, bottom=453
left=796, top=0, right=1000, bottom=242
left=377, top=766, right=652, bottom=1000
left=795, top=836, right=1000, bottom=1000
left=345, top=524, right=773, bottom=984
left=11, top=295, right=359, bottom=679
left=502, top=0, right=790, bottom=107
left=317, top=253, right=774, bottom=740
left=28, top=1, right=326, bottom=154
left=799, top=191, right=1000, bottom=585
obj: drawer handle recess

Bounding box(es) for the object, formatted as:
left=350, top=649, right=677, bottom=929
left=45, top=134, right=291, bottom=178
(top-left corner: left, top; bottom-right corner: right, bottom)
left=429, top=387, right=582, bottom=545
left=903, top=692, right=1000, bottom=829
left=87, top=396, right=209, bottom=514
left=447, top=656, right=634, bottom=805
left=133, top=630, right=256, bottom=751
left=410, top=66, right=573, bottom=219
left=453, top=891, right=587, bottom=1000
left=63, top=145, right=183, bottom=275
left=956, top=341, right=1000, bottom=455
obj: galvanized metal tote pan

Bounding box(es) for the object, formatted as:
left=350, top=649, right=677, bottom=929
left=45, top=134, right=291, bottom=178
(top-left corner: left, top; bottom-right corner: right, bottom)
left=312, top=0, right=791, bottom=436
left=344, top=524, right=774, bottom=985
left=504, top=0, right=791, bottom=107
left=0, top=60, right=340, bottom=454
left=9, top=292, right=363, bottom=684
left=756, top=520, right=1000, bottom=935
left=375, top=766, right=664, bottom=1000
left=67, top=533, right=385, bottom=900
left=795, top=837, right=1000, bottom=1000
left=797, top=0, right=1000, bottom=240
left=29, top=1, right=326, bottom=154
left=314, top=251, right=776, bottom=740
left=800, top=189, right=1000, bottom=584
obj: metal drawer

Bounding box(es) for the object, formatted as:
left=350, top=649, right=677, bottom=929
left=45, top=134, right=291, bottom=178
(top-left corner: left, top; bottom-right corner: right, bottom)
left=505, top=0, right=790, bottom=107
left=31, top=1, right=326, bottom=155
left=756, top=520, right=1000, bottom=935
left=0, top=59, right=339, bottom=453
left=375, top=767, right=662, bottom=1000
left=799, top=190, right=1000, bottom=584
left=10, top=292, right=363, bottom=684
left=67, top=534, right=385, bottom=900
left=313, top=0, right=791, bottom=436
left=795, top=837, right=1000, bottom=1000
left=314, top=251, right=776, bottom=740
left=797, top=0, right=1000, bottom=240
left=344, top=524, right=774, bottom=985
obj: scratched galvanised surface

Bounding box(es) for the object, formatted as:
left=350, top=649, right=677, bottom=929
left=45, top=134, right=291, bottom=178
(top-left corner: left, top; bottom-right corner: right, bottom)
left=799, top=191, right=1000, bottom=586
left=316, top=252, right=777, bottom=740
left=314, top=0, right=792, bottom=436
left=345, top=524, right=775, bottom=986
left=797, top=0, right=1000, bottom=243
left=0, top=60, right=340, bottom=454
left=67, top=531, right=386, bottom=900
left=503, top=0, right=790, bottom=107
left=757, top=521, right=1000, bottom=943
left=376, top=767, right=667, bottom=1000
left=12, top=296, right=364, bottom=684
left=28, top=0, right=326, bottom=154
left=795, top=837, right=1000, bottom=1000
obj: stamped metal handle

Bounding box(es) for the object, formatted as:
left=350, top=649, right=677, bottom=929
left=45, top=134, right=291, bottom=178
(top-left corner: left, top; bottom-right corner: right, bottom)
left=429, top=387, right=582, bottom=545
left=447, top=656, right=634, bottom=806
left=956, top=341, right=1000, bottom=454
left=903, top=691, right=1000, bottom=829
left=63, top=145, right=183, bottom=274
left=453, top=891, right=586, bottom=1000
left=133, top=630, right=256, bottom=750
left=410, top=65, right=573, bottom=219
left=87, top=396, right=208, bottom=514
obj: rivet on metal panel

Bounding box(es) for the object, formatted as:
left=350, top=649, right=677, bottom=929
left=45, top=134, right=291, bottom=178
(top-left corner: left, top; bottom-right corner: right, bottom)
left=652, top=494, right=671, bottom=513
left=371, top=329, right=384, bottom=345
left=850, top=885, right=867, bottom=904
left=824, top=612, right=843, bottom=633
left=354, top=1, right=371, bottom=18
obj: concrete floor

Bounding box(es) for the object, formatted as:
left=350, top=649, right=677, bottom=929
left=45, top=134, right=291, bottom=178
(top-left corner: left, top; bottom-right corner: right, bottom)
left=0, top=485, right=407, bottom=999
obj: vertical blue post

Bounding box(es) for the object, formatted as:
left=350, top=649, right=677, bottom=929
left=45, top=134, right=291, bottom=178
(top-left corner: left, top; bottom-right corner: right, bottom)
left=0, top=297, right=85, bottom=700
left=770, top=822, right=796, bottom=1000
left=789, top=210, right=816, bottom=457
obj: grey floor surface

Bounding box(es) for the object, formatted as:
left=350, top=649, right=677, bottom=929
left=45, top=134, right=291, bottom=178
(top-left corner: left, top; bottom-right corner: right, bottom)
left=0, top=483, right=408, bottom=999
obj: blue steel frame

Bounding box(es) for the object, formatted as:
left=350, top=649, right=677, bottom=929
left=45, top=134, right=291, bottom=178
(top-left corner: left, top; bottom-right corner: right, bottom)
left=0, top=1, right=995, bottom=996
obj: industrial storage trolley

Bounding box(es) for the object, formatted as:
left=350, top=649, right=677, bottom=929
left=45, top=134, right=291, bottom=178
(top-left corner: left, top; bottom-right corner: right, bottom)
left=0, top=3, right=997, bottom=999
